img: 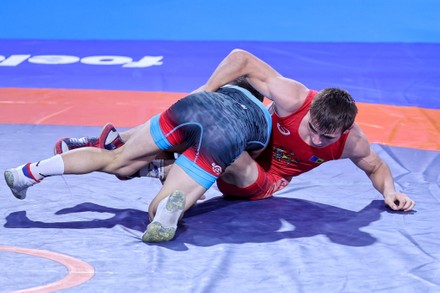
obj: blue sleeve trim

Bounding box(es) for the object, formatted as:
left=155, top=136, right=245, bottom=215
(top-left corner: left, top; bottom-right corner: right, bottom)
left=175, top=155, right=217, bottom=189
left=150, top=114, right=172, bottom=150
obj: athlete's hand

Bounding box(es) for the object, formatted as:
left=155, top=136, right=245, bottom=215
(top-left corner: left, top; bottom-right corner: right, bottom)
left=384, top=192, right=415, bottom=212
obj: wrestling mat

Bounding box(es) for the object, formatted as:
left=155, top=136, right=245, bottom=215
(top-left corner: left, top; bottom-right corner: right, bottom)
left=0, top=1, right=439, bottom=292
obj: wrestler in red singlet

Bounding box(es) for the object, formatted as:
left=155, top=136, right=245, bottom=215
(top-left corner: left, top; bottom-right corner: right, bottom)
left=217, top=90, right=350, bottom=200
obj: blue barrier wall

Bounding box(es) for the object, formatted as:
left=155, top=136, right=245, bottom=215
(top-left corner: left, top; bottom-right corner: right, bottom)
left=1, top=0, right=439, bottom=42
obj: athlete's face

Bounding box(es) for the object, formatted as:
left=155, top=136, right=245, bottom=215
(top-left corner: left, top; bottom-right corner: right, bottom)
left=307, top=117, right=343, bottom=148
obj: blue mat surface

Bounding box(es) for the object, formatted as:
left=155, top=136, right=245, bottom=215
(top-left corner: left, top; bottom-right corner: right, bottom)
left=1, top=124, right=439, bottom=292
left=1, top=40, right=439, bottom=109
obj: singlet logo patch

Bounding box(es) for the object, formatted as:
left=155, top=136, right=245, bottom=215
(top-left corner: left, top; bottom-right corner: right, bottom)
left=211, top=163, right=222, bottom=175
left=309, top=155, right=325, bottom=164
left=277, top=123, right=290, bottom=136
left=273, top=146, right=299, bottom=165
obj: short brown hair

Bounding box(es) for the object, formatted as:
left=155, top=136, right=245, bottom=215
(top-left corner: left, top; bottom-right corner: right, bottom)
left=310, top=88, right=358, bottom=133
left=229, top=76, right=264, bottom=102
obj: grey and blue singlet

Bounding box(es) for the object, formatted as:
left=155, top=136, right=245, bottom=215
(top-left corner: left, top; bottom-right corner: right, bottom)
left=150, top=85, right=271, bottom=189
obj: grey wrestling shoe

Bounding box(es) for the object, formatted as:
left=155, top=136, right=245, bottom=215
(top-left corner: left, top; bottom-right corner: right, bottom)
left=142, top=190, right=186, bottom=242
left=4, top=163, right=39, bottom=200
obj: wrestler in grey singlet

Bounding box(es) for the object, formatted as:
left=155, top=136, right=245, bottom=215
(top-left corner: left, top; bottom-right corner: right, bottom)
left=151, top=85, right=271, bottom=188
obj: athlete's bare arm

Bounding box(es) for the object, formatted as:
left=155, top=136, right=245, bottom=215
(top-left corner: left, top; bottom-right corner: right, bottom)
left=197, top=49, right=309, bottom=116
left=342, top=124, right=415, bottom=211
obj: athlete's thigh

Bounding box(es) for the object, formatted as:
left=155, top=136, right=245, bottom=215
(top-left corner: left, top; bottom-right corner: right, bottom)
left=118, top=120, right=161, bottom=163
left=220, top=151, right=260, bottom=187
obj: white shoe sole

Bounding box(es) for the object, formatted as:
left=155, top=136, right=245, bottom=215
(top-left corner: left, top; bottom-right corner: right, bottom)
left=4, top=169, right=26, bottom=200
left=142, top=190, right=186, bottom=242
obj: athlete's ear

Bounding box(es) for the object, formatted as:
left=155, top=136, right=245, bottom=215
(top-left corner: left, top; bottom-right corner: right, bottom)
left=343, top=124, right=354, bottom=134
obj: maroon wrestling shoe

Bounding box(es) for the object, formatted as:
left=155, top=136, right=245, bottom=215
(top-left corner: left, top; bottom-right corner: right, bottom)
left=53, top=123, right=124, bottom=154
left=99, top=123, right=125, bottom=150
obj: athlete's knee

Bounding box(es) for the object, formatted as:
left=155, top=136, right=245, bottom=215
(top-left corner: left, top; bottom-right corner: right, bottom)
left=222, top=153, right=258, bottom=187
left=101, top=147, right=129, bottom=174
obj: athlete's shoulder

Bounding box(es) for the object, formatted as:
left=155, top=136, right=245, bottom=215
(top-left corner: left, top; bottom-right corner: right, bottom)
left=270, top=78, right=310, bottom=116
left=341, top=124, right=370, bottom=159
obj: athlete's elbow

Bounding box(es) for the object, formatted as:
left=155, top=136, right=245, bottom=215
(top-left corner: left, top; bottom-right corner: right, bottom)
left=229, top=49, right=251, bottom=68
left=230, top=48, right=248, bottom=57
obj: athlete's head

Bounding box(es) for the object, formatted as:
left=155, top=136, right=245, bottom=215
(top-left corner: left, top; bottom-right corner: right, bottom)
left=310, top=88, right=358, bottom=134
left=229, top=76, right=264, bottom=102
